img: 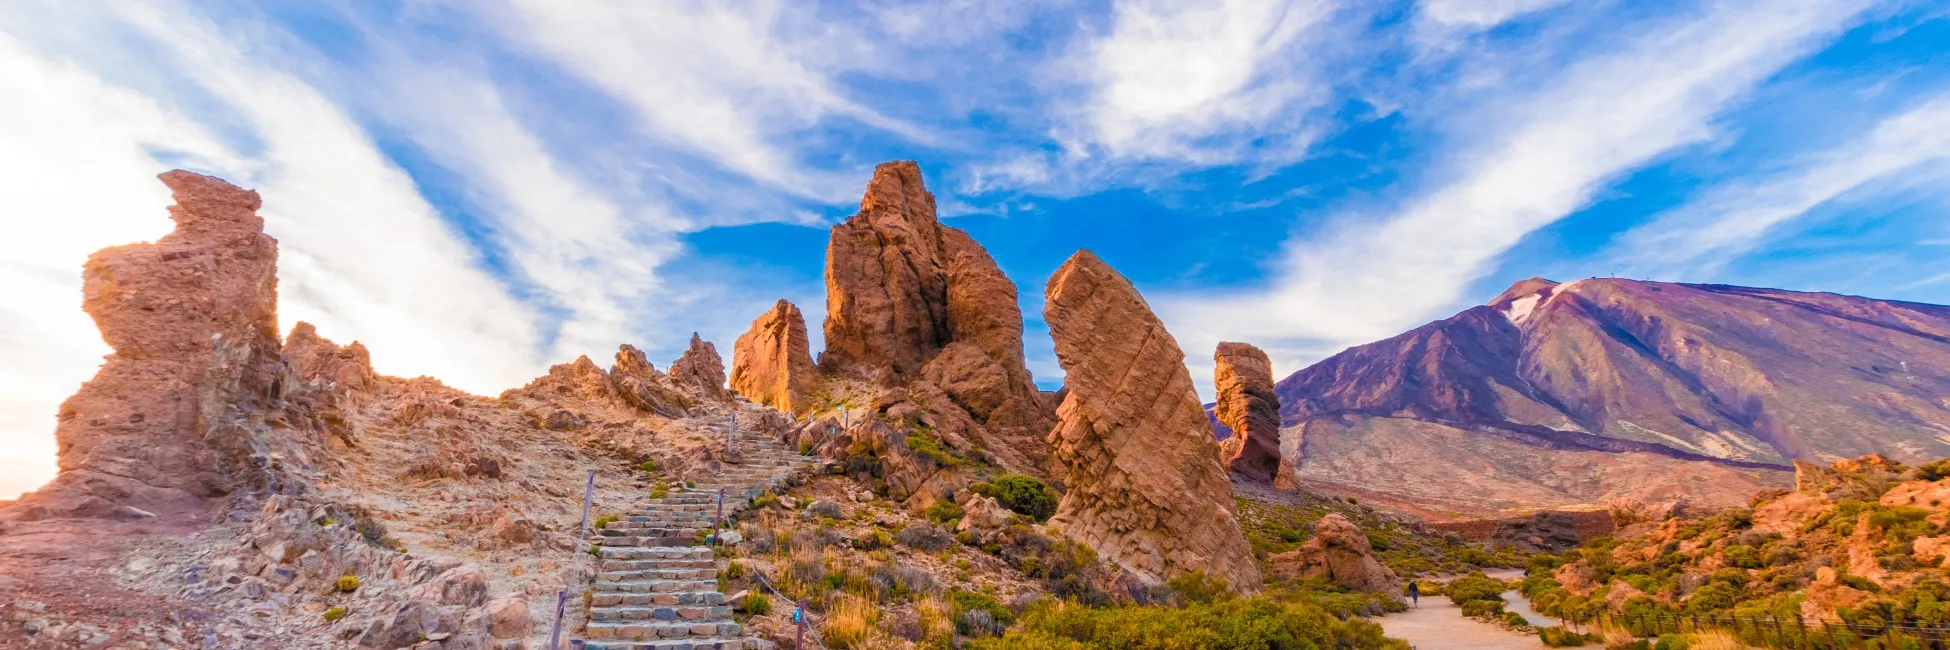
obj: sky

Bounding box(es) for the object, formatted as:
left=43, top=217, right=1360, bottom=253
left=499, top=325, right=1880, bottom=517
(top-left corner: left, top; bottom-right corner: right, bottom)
left=3, top=0, right=1948, bottom=499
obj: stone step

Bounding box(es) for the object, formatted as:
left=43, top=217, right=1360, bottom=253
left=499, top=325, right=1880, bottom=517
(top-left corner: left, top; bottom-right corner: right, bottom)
left=591, top=591, right=726, bottom=608
left=598, top=547, right=713, bottom=561
left=602, top=558, right=714, bottom=572
left=610, top=515, right=715, bottom=527
left=583, top=621, right=742, bottom=642
left=594, top=579, right=719, bottom=594
left=600, top=526, right=706, bottom=538
left=589, top=604, right=734, bottom=624
left=581, top=639, right=745, bottom=650
left=598, top=567, right=717, bottom=582
left=598, top=535, right=699, bottom=548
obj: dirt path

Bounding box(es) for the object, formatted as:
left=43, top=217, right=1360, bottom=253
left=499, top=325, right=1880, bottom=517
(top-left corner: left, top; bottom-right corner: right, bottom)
left=1377, top=594, right=1549, bottom=650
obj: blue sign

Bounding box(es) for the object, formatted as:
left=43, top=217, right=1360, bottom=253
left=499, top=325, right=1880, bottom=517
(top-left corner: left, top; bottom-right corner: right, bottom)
left=793, top=607, right=803, bottom=624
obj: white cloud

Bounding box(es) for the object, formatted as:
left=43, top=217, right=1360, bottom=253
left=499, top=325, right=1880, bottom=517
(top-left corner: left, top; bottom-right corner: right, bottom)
left=1157, top=0, right=1876, bottom=378
left=491, top=0, right=926, bottom=197
left=1611, top=96, right=1950, bottom=278
left=0, top=30, right=233, bottom=499
left=1067, top=0, right=1334, bottom=163
left=1418, top=0, right=1571, bottom=30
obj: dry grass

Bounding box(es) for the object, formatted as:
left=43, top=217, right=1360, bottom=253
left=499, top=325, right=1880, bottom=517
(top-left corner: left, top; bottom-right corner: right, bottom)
left=1687, top=630, right=1761, bottom=650
left=821, top=593, right=882, bottom=649
left=916, top=595, right=954, bottom=644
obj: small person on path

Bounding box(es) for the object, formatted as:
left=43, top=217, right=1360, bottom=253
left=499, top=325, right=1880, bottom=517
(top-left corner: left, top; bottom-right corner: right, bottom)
left=1408, top=580, right=1420, bottom=607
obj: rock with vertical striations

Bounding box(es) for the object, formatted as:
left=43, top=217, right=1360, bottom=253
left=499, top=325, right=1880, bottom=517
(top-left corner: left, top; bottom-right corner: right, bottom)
left=1213, top=342, right=1285, bottom=485
left=9, top=171, right=286, bottom=521
left=731, top=300, right=819, bottom=415
left=819, top=161, right=1054, bottom=472
left=1041, top=250, right=1261, bottom=593
left=668, top=333, right=730, bottom=402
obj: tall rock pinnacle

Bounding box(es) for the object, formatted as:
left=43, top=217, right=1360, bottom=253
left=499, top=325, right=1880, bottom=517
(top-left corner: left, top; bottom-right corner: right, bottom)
left=818, top=161, right=1054, bottom=472
left=730, top=300, right=819, bottom=415
left=1041, top=250, right=1262, bottom=592
left=1213, top=342, right=1285, bottom=484
left=18, top=171, right=286, bottom=519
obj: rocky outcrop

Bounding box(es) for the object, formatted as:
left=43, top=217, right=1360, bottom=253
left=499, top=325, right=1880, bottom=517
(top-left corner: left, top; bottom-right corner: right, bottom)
left=283, top=322, right=376, bottom=446
left=818, top=161, right=1054, bottom=473
left=731, top=300, right=819, bottom=415
left=1268, top=513, right=1401, bottom=596
left=10, top=171, right=292, bottom=520
left=609, top=345, right=693, bottom=417
left=1212, top=342, right=1283, bottom=484
left=668, top=333, right=730, bottom=402
left=1041, top=250, right=1261, bottom=593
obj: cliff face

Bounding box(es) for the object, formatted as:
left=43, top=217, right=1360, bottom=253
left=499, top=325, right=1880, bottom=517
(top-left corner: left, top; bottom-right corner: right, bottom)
left=1042, top=250, right=1262, bottom=593
left=1276, top=277, right=1950, bottom=518
left=817, top=161, right=1054, bottom=474
left=17, top=171, right=292, bottom=520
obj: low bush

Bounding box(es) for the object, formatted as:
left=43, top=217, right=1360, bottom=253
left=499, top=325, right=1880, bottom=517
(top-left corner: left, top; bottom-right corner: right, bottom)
left=1538, top=626, right=1602, bottom=647
left=896, top=524, right=955, bottom=552
left=967, top=596, right=1408, bottom=649
left=975, top=474, right=1059, bottom=522
left=923, top=500, right=964, bottom=525
left=740, top=593, right=771, bottom=615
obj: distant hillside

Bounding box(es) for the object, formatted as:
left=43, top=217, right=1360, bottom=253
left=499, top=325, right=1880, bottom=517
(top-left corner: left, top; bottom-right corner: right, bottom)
left=1274, top=277, right=1950, bottom=519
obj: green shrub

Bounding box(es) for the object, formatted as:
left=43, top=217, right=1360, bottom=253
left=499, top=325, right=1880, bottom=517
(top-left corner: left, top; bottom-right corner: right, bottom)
left=741, top=592, right=771, bottom=615
left=924, top=500, right=964, bottom=525
left=594, top=515, right=618, bottom=529
left=1652, top=635, right=1691, bottom=650
left=1501, top=610, right=1530, bottom=627
left=1163, top=571, right=1233, bottom=605
left=1446, top=572, right=1507, bottom=605
left=1460, top=599, right=1505, bottom=617
left=323, top=606, right=347, bottom=622
left=638, top=460, right=657, bottom=474
left=977, top=474, right=1059, bottom=522
left=335, top=575, right=360, bottom=592
left=948, top=589, right=1014, bottom=634
left=1538, top=626, right=1602, bottom=647
left=967, top=596, right=1407, bottom=649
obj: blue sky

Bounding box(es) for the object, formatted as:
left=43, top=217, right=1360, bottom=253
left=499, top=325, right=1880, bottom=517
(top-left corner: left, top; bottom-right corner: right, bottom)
left=3, top=0, right=1949, bottom=497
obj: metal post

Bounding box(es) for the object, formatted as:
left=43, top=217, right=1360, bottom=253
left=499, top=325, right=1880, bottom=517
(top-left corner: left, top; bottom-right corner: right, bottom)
left=728, top=413, right=737, bottom=452
left=715, top=488, right=725, bottom=546
left=550, top=469, right=598, bottom=650
left=795, top=600, right=806, bottom=650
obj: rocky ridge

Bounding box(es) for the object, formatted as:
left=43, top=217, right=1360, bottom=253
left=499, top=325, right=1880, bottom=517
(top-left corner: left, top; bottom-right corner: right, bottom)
left=1042, top=250, right=1262, bottom=593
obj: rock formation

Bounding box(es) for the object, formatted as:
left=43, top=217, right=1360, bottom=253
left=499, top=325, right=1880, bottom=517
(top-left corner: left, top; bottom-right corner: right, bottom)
left=1041, top=249, right=1261, bottom=593
left=1212, top=342, right=1284, bottom=485
left=730, top=300, right=819, bottom=415
left=12, top=171, right=291, bottom=520
left=818, top=161, right=1054, bottom=473
left=668, top=333, right=730, bottom=402
left=1268, top=513, right=1402, bottom=596
left=608, top=345, right=695, bottom=417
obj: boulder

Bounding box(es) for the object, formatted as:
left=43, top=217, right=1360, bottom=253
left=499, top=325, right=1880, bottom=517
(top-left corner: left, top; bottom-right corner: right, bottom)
left=1211, top=342, right=1284, bottom=484
left=730, top=300, right=820, bottom=414
left=1267, top=513, right=1401, bottom=596
left=1040, top=250, right=1261, bottom=593
left=668, top=333, right=731, bottom=402
left=818, top=161, right=1054, bottom=472
left=483, top=597, right=532, bottom=639
left=8, top=170, right=287, bottom=521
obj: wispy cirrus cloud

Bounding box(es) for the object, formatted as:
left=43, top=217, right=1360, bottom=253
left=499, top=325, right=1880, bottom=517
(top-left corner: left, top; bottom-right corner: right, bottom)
left=1610, top=95, right=1950, bottom=279
left=1157, top=0, right=1879, bottom=385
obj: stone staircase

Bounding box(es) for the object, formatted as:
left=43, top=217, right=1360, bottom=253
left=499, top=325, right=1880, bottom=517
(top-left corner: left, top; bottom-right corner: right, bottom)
left=577, top=434, right=819, bottom=649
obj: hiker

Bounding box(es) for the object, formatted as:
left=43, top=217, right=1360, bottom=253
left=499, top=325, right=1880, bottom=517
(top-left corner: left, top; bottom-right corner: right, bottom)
left=1408, top=580, right=1420, bottom=607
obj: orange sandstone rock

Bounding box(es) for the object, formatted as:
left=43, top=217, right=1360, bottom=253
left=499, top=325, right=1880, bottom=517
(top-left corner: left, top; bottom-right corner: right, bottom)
left=1212, top=342, right=1283, bottom=484
left=1041, top=250, right=1261, bottom=593
left=730, top=300, right=819, bottom=415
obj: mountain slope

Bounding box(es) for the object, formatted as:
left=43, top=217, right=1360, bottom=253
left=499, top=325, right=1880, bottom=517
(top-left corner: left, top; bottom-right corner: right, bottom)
left=1276, top=277, right=1950, bottom=518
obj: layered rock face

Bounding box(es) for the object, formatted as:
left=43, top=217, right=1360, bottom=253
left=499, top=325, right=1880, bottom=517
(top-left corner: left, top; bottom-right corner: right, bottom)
left=818, top=161, right=1054, bottom=473
left=1212, top=342, right=1284, bottom=484
left=1269, top=513, right=1402, bottom=596
left=17, top=171, right=288, bottom=520
left=1041, top=250, right=1261, bottom=592
left=731, top=300, right=819, bottom=415
left=668, top=333, right=730, bottom=402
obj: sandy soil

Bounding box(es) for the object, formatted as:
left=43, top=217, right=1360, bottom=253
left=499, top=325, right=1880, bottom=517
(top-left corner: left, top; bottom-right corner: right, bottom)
left=1377, top=594, right=1550, bottom=650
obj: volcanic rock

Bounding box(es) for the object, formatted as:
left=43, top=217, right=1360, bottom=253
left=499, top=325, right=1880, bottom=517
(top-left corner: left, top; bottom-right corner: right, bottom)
left=730, top=300, right=819, bottom=415
left=818, top=161, right=1054, bottom=472
left=1268, top=513, right=1401, bottom=596
left=1041, top=249, right=1261, bottom=593
left=283, top=322, right=376, bottom=445
left=9, top=171, right=288, bottom=520
left=1212, top=342, right=1284, bottom=484
left=668, top=333, right=730, bottom=402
